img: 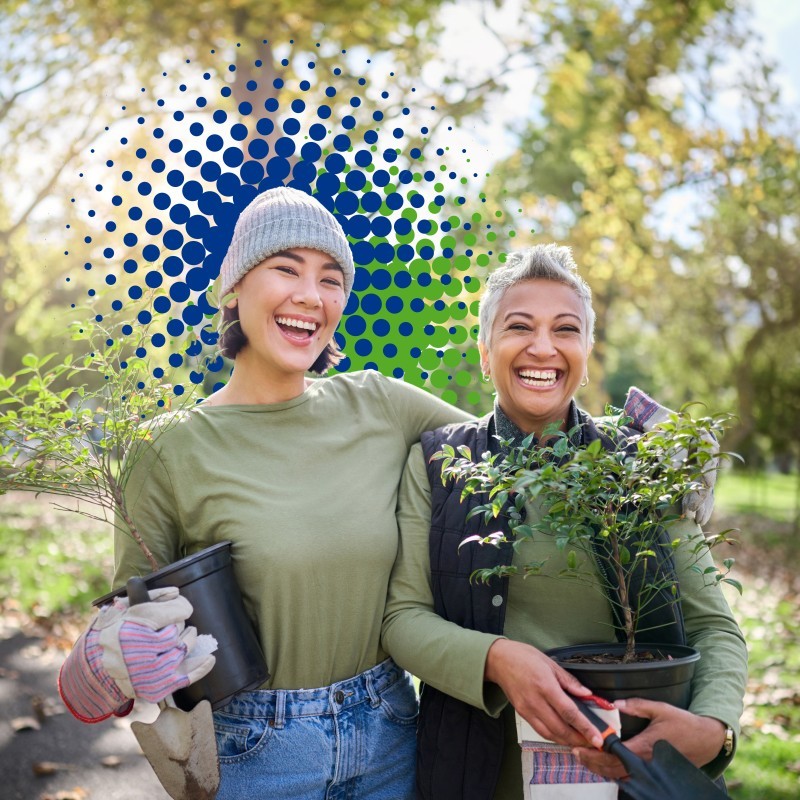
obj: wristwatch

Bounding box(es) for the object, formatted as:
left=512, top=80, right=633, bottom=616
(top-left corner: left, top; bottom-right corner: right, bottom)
left=722, top=725, right=734, bottom=758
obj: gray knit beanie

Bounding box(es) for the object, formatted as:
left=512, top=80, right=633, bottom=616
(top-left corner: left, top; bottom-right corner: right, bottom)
left=219, top=187, right=355, bottom=299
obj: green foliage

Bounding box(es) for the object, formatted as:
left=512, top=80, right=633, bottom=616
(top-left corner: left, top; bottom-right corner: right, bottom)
left=437, top=409, right=741, bottom=661
left=480, top=0, right=799, bottom=452
left=0, top=498, right=113, bottom=616
left=3, top=0, right=797, bottom=469
left=716, top=470, right=800, bottom=525
left=0, top=0, right=459, bottom=376
left=725, top=577, right=800, bottom=799
left=0, top=4, right=134, bottom=372
left=0, top=306, right=198, bottom=571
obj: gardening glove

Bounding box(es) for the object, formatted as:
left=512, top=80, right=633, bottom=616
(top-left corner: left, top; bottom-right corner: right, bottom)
left=624, top=386, right=718, bottom=526
left=58, top=586, right=217, bottom=724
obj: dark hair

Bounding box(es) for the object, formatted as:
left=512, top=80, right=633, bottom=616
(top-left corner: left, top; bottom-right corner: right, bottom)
left=218, top=304, right=345, bottom=375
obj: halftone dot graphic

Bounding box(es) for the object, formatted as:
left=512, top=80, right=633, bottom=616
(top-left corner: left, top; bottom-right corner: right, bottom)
left=69, top=44, right=515, bottom=403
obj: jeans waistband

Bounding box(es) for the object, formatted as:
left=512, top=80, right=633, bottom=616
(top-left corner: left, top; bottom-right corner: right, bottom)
left=215, top=658, right=406, bottom=727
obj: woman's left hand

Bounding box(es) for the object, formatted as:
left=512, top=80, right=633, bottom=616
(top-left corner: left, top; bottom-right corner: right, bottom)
left=571, top=697, right=727, bottom=780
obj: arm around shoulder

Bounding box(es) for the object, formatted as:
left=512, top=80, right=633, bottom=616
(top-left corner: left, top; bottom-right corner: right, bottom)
left=378, top=374, right=473, bottom=447
left=382, top=443, right=503, bottom=713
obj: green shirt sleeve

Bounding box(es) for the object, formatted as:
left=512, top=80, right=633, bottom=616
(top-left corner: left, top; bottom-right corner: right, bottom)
left=668, top=516, right=748, bottom=771
left=382, top=443, right=506, bottom=715
left=376, top=375, right=473, bottom=448
left=112, top=426, right=184, bottom=588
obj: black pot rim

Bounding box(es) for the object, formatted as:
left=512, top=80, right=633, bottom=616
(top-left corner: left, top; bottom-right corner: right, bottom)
left=92, top=540, right=234, bottom=607
left=545, top=642, right=700, bottom=671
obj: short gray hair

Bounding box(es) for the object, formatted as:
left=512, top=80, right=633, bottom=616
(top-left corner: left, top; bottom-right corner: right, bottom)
left=477, top=244, right=595, bottom=346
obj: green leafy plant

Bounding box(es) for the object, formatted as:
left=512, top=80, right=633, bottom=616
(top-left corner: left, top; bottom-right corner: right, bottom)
left=0, top=309, right=203, bottom=572
left=436, top=409, right=744, bottom=663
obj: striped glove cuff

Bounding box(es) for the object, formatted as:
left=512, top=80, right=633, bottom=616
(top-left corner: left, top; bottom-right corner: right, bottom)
left=57, top=629, right=133, bottom=724
left=623, top=385, right=665, bottom=430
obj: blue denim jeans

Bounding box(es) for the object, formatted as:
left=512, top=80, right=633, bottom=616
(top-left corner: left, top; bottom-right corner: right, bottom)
left=213, top=658, right=417, bottom=799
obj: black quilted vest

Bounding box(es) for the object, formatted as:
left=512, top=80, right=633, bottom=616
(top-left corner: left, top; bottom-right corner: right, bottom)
left=415, top=410, right=687, bottom=800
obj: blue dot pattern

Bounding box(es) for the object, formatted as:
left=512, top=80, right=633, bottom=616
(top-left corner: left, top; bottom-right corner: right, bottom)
left=69, top=46, right=503, bottom=405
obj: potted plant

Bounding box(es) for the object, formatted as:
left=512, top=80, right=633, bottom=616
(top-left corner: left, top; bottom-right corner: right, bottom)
left=0, top=306, right=268, bottom=710
left=436, top=408, right=742, bottom=737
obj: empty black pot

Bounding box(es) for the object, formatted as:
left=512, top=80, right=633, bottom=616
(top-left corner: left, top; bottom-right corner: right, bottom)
left=546, top=642, right=700, bottom=738
left=93, top=541, right=269, bottom=711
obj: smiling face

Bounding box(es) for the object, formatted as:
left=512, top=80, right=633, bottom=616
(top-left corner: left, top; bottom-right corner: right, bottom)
left=227, top=247, right=345, bottom=386
left=479, top=278, right=592, bottom=436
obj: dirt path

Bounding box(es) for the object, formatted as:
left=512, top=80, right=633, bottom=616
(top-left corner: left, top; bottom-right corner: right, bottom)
left=0, top=613, right=169, bottom=800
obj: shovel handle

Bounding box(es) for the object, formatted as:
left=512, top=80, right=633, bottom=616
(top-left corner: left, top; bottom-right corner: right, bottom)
left=126, top=576, right=151, bottom=607
left=574, top=698, right=650, bottom=778
left=573, top=697, right=621, bottom=752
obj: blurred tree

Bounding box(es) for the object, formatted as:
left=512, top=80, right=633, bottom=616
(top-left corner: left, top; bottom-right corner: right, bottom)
left=4, top=0, right=798, bottom=463
left=663, top=121, right=800, bottom=461
left=62, top=0, right=451, bottom=151
left=3, top=0, right=505, bottom=372
left=0, top=4, right=112, bottom=371
left=484, top=0, right=739, bottom=407
left=481, top=0, right=799, bottom=449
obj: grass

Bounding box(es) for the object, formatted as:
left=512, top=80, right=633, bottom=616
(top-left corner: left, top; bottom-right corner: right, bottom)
left=715, top=476, right=800, bottom=799
left=0, top=493, right=114, bottom=618
left=723, top=578, right=800, bottom=799
left=715, top=469, right=800, bottom=524
left=726, top=736, right=800, bottom=799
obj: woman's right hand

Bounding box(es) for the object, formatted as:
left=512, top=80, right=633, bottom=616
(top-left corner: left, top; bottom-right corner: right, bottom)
left=58, top=586, right=217, bottom=723
left=484, top=639, right=603, bottom=749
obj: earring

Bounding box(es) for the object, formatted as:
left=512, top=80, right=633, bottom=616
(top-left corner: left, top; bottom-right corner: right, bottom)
left=482, top=373, right=491, bottom=383
left=580, top=375, right=589, bottom=387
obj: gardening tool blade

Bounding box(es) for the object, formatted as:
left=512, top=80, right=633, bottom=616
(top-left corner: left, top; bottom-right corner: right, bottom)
left=126, top=577, right=220, bottom=800
left=574, top=698, right=727, bottom=800
left=131, top=699, right=219, bottom=800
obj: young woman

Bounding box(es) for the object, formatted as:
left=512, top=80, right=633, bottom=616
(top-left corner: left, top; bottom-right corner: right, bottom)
left=58, top=190, right=712, bottom=799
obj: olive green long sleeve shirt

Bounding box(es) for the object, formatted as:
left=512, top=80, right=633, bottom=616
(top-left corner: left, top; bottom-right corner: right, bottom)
left=113, top=371, right=472, bottom=690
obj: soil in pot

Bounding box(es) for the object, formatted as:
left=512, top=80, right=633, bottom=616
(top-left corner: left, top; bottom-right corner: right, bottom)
left=560, top=648, right=681, bottom=665
left=546, top=642, right=700, bottom=739
left=94, top=541, right=269, bottom=711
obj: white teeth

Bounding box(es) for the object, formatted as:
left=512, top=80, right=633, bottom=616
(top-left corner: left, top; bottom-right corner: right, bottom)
left=519, top=370, right=557, bottom=380
left=519, top=369, right=557, bottom=385
left=276, top=316, right=317, bottom=332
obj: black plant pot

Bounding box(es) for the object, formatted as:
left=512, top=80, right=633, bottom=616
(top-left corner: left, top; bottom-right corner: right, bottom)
left=546, top=642, right=700, bottom=739
left=93, top=541, right=269, bottom=711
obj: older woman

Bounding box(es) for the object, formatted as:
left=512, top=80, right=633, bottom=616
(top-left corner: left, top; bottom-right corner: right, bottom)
left=381, top=244, right=747, bottom=799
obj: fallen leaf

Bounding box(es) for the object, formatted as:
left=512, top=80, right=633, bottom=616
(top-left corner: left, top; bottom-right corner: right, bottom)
left=32, top=695, right=49, bottom=723
left=39, top=789, right=88, bottom=800
left=33, top=695, right=66, bottom=719
left=33, top=762, right=74, bottom=777
left=0, top=666, right=20, bottom=679
left=100, top=755, right=122, bottom=768
left=12, top=716, right=41, bottom=732
left=759, top=723, right=791, bottom=740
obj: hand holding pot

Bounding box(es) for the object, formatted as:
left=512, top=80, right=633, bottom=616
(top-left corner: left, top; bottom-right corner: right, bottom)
left=571, top=697, right=727, bottom=780
left=484, top=639, right=604, bottom=750
left=58, top=586, right=217, bottom=723
left=624, top=386, right=719, bottom=526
